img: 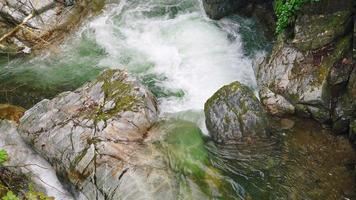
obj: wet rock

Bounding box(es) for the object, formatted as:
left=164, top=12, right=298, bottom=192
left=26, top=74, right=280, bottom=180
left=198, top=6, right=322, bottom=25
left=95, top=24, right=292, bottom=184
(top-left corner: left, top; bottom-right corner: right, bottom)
left=17, top=70, right=240, bottom=199
left=259, top=88, right=295, bottom=116
left=292, top=10, right=353, bottom=51
left=0, top=120, right=74, bottom=199
left=202, top=0, right=244, bottom=20
left=202, top=0, right=275, bottom=38
left=202, top=0, right=273, bottom=19
left=208, top=118, right=356, bottom=199
left=256, top=0, right=355, bottom=133
left=18, top=69, right=167, bottom=199
left=204, top=81, right=268, bottom=144
left=0, top=104, right=25, bottom=123
left=332, top=66, right=356, bottom=134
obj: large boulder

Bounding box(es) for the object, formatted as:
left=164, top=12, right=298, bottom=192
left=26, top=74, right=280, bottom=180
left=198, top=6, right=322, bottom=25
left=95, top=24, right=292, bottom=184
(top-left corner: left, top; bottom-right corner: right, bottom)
left=204, top=81, right=268, bottom=144
left=18, top=69, right=238, bottom=199
left=18, top=69, right=164, bottom=199
left=256, top=0, right=355, bottom=133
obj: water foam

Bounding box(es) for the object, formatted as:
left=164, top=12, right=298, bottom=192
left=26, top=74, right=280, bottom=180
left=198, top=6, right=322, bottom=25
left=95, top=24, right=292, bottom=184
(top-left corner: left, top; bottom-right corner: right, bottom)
left=86, top=0, right=257, bottom=114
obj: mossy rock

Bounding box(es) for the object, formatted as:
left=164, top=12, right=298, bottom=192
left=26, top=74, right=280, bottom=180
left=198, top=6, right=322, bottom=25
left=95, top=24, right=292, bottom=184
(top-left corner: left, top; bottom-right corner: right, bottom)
left=293, top=11, right=353, bottom=51
left=205, top=81, right=268, bottom=143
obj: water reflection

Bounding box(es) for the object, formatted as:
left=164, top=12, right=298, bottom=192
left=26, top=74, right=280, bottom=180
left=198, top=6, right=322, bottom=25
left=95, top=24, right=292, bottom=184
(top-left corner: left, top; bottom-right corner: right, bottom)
left=205, top=118, right=356, bottom=199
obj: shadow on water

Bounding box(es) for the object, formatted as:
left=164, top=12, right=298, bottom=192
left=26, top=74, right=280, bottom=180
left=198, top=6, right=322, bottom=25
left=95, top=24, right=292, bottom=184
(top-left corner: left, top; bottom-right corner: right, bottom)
left=205, top=118, right=356, bottom=199
left=0, top=1, right=354, bottom=199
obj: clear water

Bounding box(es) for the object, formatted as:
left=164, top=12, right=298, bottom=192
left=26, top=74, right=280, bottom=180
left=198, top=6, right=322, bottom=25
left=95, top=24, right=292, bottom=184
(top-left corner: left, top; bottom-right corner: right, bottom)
left=4, top=1, right=354, bottom=200
left=0, top=0, right=266, bottom=113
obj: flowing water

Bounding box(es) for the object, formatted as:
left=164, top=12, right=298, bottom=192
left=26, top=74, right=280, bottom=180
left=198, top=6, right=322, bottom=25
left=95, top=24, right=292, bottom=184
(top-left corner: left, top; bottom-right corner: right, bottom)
left=0, top=0, right=355, bottom=199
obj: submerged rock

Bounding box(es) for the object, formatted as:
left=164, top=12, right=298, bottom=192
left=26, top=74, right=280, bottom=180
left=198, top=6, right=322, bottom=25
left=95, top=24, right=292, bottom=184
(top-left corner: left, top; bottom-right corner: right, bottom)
left=204, top=81, right=268, bottom=144
left=149, top=119, right=239, bottom=199
left=0, top=104, right=25, bottom=123
left=18, top=69, right=238, bottom=199
left=208, top=118, right=356, bottom=199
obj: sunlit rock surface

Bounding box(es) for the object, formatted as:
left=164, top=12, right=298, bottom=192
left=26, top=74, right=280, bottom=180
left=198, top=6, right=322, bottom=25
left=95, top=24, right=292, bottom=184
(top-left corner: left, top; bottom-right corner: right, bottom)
left=18, top=69, right=163, bottom=199
left=18, top=69, right=238, bottom=199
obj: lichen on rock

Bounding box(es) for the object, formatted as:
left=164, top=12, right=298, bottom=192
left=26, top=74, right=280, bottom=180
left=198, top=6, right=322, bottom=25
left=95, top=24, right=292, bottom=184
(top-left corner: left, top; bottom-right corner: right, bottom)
left=205, top=81, right=269, bottom=144
left=256, top=0, right=355, bottom=132
left=18, top=69, right=164, bottom=199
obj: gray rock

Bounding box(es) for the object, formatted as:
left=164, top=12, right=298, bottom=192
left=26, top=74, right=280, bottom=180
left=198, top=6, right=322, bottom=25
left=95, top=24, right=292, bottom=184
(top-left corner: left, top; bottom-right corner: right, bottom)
left=292, top=10, right=353, bottom=51
left=202, top=0, right=244, bottom=19
left=17, top=69, right=237, bottom=199
left=257, top=37, right=353, bottom=123
left=255, top=0, right=355, bottom=134
left=0, top=120, right=74, bottom=199
left=204, top=81, right=268, bottom=144
left=18, top=69, right=173, bottom=199
left=333, top=67, right=356, bottom=134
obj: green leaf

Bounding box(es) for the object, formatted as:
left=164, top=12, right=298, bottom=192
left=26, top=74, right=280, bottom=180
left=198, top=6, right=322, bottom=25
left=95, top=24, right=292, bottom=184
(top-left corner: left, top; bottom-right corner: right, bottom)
left=0, top=150, right=8, bottom=165
left=2, top=191, right=19, bottom=200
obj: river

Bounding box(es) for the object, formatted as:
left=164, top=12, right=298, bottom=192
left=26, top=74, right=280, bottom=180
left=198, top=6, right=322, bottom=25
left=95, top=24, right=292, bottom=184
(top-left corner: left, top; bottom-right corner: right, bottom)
left=0, top=0, right=354, bottom=199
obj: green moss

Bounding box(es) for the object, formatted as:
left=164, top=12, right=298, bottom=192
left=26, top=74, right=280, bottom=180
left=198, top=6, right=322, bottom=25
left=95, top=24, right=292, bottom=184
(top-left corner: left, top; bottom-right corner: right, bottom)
left=91, top=70, right=140, bottom=123
left=315, top=35, right=352, bottom=86
left=24, top=185, right=54, bottom=200
left=294, top=11, right=352, bottom=51
left=204, top=81, right=255, bottom=114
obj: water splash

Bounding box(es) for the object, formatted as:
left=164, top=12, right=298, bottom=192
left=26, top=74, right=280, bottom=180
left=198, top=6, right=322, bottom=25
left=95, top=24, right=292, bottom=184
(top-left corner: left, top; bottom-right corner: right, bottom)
left=86, top=0, right=257, bottom=114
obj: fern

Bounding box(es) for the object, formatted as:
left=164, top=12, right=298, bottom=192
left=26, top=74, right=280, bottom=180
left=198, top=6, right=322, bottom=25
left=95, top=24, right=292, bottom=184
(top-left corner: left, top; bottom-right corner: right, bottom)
left=0, top=150, right=8, bottom=165
left=275, top=0, right=321, bottom=34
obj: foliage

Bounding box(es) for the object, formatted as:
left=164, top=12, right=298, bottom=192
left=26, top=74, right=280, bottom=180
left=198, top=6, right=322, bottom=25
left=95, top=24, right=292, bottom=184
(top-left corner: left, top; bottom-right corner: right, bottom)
left=25, top=185, right=54, bottom=200
left=1, top=191, right=19, bottom=200
left=0, top=150, right=8, bottom=165
left=275, top=0, right=320, bottom=34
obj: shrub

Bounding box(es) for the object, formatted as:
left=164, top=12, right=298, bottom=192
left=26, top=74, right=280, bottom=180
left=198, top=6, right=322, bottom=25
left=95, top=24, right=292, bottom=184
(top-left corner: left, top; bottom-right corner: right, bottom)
left=2, top=191, right=19, bottom=200
left=275, top=0, right=320, bottom=34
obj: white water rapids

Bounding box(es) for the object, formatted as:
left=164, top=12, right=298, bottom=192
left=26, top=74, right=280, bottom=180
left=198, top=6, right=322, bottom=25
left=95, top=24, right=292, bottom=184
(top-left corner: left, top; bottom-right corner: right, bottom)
left=0, top=0, right=266, bottom=199
left=84, top=0, right=257, bottom=114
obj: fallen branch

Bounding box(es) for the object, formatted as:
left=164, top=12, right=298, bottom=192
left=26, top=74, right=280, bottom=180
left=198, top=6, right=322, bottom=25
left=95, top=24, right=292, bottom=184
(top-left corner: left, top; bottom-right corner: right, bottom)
left=0, top=12, right=34, bottom=48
